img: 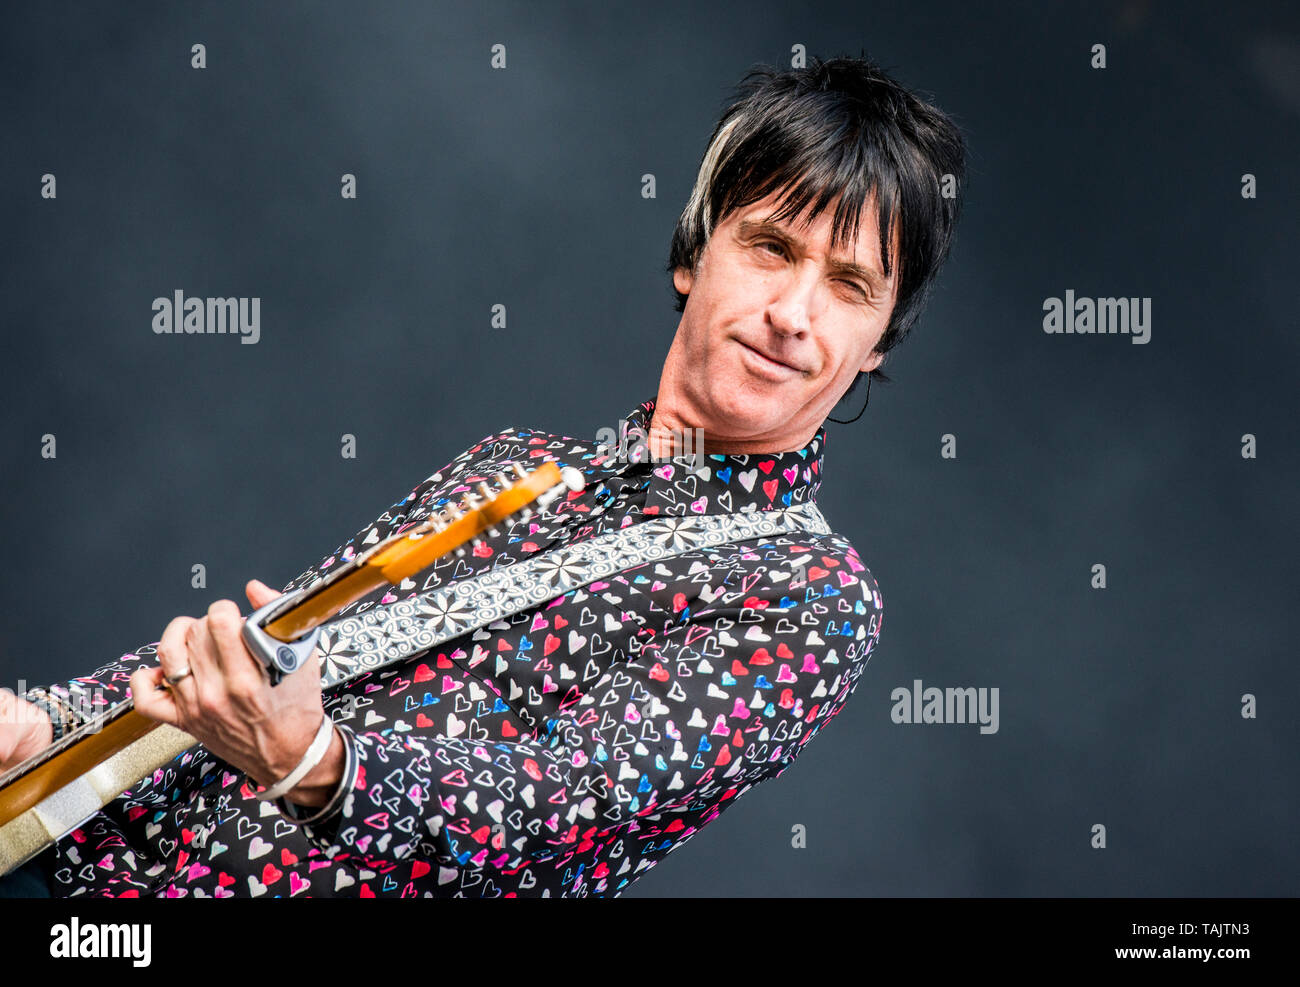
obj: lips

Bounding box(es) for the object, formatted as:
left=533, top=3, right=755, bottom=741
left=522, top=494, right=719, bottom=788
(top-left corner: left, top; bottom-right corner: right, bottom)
left=738, top=340, right=803, bottom=373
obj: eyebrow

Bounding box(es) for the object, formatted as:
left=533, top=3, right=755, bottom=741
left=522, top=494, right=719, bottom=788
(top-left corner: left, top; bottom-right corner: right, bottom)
left=736, top=218, right=890, bottom=295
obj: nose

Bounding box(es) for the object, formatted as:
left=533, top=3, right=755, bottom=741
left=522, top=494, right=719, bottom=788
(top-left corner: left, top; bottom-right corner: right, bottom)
left=767, top=266, right=819, bottom=337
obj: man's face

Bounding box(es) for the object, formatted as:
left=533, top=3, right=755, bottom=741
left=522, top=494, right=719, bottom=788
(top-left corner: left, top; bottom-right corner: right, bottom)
left=663, top=186, right=897, bottom=451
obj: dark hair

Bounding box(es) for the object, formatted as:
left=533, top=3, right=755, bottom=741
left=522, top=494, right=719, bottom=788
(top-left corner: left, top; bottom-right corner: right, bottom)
left=666, top=53, right=967, bottom=392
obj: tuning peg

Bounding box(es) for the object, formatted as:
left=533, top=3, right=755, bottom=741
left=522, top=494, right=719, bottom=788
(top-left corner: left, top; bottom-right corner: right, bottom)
left=477, top=481, right=493, bottom=500
left=511, top=463, right=527, bottom=478
left=495, top=471, right=513, bottom=488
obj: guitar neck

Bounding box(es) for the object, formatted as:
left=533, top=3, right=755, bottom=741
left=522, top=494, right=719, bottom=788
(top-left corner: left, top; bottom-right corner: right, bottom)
left=0, top=459, right=578, bottom=874
left=257, top=460, right=564, bottom=640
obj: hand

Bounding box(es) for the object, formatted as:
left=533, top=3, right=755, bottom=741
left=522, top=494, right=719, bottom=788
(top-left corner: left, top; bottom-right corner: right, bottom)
left=0, top=690, right=54, bottom=772
left=130, top=579, right=345, bottom=807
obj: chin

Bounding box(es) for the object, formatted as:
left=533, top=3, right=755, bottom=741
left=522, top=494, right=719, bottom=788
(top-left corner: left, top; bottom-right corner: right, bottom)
left=705, top=382, right=789, bottom=438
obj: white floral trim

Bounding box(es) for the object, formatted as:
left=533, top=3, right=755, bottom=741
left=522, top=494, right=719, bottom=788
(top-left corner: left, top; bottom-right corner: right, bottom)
left=315, top=502, right=831, bottom=690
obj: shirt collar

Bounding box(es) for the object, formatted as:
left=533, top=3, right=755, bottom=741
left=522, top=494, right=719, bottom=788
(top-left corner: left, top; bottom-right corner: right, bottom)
left=591, top=397, right=825, bottom=516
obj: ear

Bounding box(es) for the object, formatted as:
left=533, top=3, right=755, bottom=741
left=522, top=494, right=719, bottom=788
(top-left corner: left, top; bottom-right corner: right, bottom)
left=858, top=350, right=884, bottom=375
left=672, top=265, right=694, bottom=297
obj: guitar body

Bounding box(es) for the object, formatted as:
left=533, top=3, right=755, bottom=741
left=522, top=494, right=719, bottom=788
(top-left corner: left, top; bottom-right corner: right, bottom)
left=0, top=711, right=195, bottom=875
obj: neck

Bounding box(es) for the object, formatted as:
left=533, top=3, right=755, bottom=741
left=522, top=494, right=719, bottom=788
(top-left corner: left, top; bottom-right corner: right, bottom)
left=647, top=394, right=818, bottom=458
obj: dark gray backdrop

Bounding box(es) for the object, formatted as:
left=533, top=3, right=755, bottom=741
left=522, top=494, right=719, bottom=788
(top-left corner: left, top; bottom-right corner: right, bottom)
left=2, top=0, right=1297, bottom=896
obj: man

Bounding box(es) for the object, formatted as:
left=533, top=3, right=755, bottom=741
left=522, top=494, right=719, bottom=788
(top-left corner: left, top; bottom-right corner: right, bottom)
left=0, top=54, right=965, bottom=897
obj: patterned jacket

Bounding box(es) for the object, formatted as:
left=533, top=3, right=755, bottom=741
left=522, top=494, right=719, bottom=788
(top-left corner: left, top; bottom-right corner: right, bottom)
left=34, top=397, right=883, bottom=896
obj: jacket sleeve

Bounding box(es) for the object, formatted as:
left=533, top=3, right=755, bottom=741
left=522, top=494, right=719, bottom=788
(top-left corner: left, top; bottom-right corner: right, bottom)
left=285, top=532, right=884, bottom=884
left=26, top=434, right=501, bottom=730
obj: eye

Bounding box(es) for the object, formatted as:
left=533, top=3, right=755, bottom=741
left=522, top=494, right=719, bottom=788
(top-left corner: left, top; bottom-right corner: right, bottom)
left=837, top=279, right=869, bottom=300
left=755, top=239, right=786, bottom=257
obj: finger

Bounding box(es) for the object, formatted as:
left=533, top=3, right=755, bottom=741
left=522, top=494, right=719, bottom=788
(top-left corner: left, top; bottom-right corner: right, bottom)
left=203, top=600, right=242, bottom=673
left=181, top=612, right=224, bottom=684
left=130, top=666, right=181, bottom=727
left=187, top=613, right=237, bottom=717
left=0, top=692, right=22, bottom=763
left=207, top=598, right=265, bottom=695
left=245, top=579, right=281, bottom=609
left=157, top=615, right=200, bottom=712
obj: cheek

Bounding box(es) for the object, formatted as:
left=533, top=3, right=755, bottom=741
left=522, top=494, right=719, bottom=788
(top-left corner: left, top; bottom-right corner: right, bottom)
left=838, top=325, right=882, bottom=373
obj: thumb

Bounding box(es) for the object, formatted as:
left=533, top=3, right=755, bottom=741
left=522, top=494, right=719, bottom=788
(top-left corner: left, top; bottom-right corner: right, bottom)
left=244, top=578, right=282, bottom=610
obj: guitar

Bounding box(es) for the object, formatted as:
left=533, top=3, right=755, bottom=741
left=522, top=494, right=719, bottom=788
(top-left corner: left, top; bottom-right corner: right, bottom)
left=0, top=459, right=583, bottom=876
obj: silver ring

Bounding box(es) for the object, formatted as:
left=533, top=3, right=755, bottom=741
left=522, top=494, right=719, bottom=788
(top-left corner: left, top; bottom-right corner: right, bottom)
left=165, top=666, right=193, bottom=685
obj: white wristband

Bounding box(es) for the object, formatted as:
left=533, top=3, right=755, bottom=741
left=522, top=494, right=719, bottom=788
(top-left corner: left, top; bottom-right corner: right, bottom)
left=255, top=713, right=337, bottom=802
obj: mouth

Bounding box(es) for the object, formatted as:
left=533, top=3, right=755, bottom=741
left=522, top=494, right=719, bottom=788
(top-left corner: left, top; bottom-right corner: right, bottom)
left=736, top=339, right=805, bottom=376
